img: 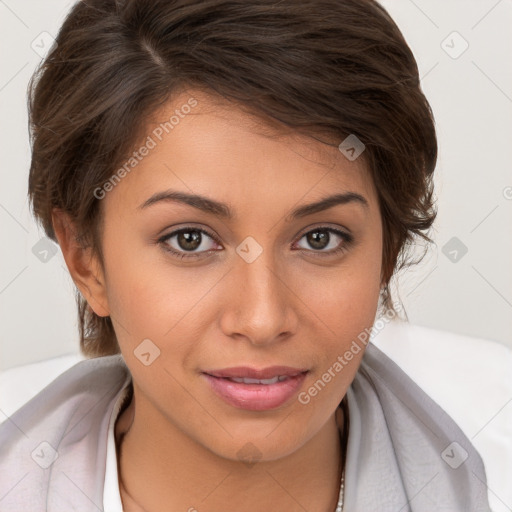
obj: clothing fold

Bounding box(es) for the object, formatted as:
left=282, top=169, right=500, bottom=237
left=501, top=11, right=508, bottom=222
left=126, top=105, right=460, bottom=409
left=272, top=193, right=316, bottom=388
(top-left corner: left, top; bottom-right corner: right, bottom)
left=344, top=343, right=491, bottom=511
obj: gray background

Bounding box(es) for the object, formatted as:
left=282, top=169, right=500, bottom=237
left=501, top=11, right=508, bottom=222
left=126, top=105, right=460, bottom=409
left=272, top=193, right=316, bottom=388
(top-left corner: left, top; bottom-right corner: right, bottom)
left=1, top=0, right=511, bottom=370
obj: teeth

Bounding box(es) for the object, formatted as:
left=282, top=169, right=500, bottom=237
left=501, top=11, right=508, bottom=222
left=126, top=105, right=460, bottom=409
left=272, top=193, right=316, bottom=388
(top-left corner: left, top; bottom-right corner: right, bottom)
left=228, top=376, right=289, bottom=385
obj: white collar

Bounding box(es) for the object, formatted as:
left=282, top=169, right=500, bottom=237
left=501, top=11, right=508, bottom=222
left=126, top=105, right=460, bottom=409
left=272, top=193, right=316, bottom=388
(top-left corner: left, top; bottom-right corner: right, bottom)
left=103, top=380, right=132, bottom=512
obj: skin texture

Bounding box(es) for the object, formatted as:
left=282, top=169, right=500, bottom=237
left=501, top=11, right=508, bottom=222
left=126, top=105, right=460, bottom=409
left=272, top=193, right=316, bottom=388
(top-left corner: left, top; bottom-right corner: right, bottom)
left=53, top=88, right=383, bottom=512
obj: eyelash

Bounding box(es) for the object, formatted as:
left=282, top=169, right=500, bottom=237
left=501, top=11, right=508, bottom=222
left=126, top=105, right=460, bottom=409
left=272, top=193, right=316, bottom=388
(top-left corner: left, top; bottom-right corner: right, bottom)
left=157, top=226, right=354, bottom=261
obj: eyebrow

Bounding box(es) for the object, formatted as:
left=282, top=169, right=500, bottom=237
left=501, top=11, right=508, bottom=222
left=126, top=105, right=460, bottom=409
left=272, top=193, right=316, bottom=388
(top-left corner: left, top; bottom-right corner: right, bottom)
left=138, top=189, right=369, bottom=220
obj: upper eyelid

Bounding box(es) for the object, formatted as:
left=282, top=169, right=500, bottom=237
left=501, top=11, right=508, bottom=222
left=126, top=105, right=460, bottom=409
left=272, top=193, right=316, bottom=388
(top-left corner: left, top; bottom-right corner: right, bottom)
left=161, top=226, right=221, bottom=243
left=295, top=224, right=351, bottom=239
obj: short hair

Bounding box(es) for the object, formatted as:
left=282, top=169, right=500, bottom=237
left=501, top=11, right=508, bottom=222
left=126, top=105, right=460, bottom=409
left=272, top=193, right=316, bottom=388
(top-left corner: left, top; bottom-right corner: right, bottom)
left=27, top=0, right=437, bottom=358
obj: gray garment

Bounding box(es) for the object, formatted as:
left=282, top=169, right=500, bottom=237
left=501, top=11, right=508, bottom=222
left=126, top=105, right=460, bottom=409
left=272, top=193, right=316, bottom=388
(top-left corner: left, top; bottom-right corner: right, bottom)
left=0, top=343, right=491, bottom=512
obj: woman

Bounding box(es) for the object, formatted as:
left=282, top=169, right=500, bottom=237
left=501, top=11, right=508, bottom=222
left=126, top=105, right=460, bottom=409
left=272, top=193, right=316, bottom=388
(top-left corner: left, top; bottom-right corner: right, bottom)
left=0, top=0, right=491, bottom=511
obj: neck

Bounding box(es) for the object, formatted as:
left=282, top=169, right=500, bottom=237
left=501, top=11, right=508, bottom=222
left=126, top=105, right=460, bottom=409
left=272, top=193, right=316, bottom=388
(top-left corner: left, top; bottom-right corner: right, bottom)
left=115, top=386, right=345, bottom=512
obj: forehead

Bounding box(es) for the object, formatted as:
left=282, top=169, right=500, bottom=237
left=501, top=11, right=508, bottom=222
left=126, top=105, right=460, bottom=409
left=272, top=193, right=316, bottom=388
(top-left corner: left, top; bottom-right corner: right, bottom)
left=107, top=88, right=377, bottom=213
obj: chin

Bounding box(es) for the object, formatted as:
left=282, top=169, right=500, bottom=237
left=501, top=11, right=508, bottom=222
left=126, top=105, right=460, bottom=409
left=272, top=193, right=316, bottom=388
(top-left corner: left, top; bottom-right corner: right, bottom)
left=198, top=426, right=309, bottom=465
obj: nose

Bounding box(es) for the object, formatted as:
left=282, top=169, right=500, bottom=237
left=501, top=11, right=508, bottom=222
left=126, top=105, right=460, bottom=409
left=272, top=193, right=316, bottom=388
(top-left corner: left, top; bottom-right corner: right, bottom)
left=219, top=246, right=299, bottom=347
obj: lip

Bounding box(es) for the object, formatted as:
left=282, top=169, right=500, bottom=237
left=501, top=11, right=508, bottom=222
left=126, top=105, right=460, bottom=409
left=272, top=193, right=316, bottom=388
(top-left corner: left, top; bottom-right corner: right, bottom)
left=201, top=366, right=309, bottom=411
left=203, top=366, right=308, bottom=379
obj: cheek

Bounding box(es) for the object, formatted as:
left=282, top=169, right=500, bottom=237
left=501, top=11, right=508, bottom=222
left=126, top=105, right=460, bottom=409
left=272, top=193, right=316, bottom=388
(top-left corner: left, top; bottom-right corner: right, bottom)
left=99, top=226, right=169, bottom=339
left=305, top=232, right=382, bottom=319
left=306, top=233, right=382, bottom=372
left=102, top=236, right=221, bottom=357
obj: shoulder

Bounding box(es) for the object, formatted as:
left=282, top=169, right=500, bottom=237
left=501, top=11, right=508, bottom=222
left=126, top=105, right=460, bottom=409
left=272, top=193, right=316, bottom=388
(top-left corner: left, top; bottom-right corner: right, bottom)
left=343, top=322, right=509, bottom=511
left=0, top=354, right=131, bottom=510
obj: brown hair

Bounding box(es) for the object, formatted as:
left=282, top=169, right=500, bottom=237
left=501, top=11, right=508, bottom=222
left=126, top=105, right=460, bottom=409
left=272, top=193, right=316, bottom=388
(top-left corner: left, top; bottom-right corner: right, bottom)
left=27, top=0, right=437, bottom=358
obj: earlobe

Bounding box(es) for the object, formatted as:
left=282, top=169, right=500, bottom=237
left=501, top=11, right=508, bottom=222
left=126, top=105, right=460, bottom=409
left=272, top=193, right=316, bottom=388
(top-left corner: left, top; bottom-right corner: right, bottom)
left=51, top=209, right=110, bottom=318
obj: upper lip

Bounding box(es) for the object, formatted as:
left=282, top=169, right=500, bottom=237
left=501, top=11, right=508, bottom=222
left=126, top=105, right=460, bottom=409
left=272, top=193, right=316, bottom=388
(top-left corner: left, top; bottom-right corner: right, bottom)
left=203, top=366, right=309, bottom=379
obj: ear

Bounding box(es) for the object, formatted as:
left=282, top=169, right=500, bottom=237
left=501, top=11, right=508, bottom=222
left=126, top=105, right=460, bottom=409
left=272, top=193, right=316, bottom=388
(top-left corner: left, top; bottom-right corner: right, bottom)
left=52, top=209, right=110, bottom=317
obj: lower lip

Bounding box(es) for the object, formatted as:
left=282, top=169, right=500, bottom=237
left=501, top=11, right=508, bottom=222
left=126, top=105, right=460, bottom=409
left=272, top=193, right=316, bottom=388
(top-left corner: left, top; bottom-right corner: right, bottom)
left=202, top=372, right=308, bottom=411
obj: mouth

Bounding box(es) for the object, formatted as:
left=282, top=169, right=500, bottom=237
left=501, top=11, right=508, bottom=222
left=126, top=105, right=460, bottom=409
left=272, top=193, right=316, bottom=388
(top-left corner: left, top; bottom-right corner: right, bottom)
left=201, top=366, right=309, bottom=411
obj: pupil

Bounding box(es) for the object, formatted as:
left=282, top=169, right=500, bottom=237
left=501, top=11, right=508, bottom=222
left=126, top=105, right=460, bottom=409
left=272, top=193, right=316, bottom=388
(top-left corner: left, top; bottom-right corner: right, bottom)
left=308, top=230, right=329, bottom=249
left=178, top=230, right=201, bottom=250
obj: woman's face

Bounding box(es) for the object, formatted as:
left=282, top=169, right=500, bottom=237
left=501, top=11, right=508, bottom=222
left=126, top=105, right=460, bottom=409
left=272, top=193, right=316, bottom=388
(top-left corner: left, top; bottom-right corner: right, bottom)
left=90, top=88, right=383, bottom=461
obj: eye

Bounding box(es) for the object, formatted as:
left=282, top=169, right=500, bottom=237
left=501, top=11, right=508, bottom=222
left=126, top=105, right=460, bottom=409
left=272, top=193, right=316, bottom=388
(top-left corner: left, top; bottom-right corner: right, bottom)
left=293, top=227, right=353, bottom=257
left=158, top=225, right=354, bottom=261
left=158, top=227, right=221, bottom=260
